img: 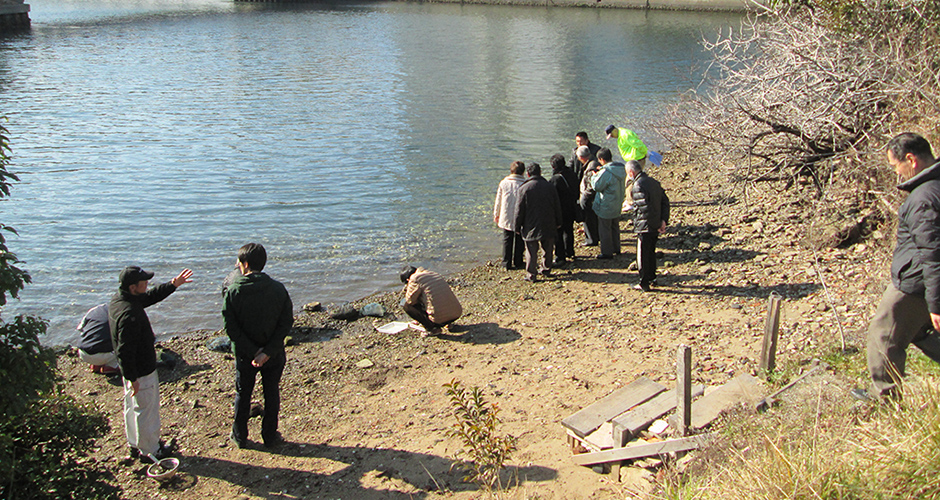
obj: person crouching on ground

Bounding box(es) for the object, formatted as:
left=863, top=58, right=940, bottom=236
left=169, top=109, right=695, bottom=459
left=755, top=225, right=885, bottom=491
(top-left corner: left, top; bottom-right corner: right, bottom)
left=77, top=303, right=119, bottom=375
left=400, top=265, right=462, bottom=335
left=223, top=243, right=293, bottom=449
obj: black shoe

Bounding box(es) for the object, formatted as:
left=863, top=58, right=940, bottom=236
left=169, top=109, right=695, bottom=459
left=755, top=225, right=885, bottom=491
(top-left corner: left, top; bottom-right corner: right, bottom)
left=230, top=432, right=248, bottom=449
left=582, top=242, right=598, bottom=247
left=633, top=284, right=651, bottom=292
left=524, top=276, right=537, bottom=283
left=129, top=447, right=140, bottom=460
left=553, top=260, right=567, bottom=267
left=263, top=432, right=284, bottom=448
left=139, top=445, right=173, bottom=464
left=597, top=254, right=612, bottom=260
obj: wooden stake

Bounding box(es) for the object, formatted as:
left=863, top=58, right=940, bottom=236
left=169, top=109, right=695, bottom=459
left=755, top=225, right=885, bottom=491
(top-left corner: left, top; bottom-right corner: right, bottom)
left=677, top=345, right=692, bottom=437
left=759, top=294, right=782, bottom=376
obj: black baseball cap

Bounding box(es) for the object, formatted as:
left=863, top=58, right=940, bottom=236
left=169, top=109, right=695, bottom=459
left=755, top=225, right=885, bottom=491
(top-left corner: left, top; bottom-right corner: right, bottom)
left=119, top=266, right=154, bottom=289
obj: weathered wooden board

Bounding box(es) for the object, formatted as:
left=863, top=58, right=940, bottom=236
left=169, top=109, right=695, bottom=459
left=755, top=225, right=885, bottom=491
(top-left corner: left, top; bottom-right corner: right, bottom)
left=611, top=384, right=705, bottom=446
left=561, top=377, right=667, bottom=438
left=669, top=373, right=764, bottom=430
left=572, top=434, right=716, bottom=466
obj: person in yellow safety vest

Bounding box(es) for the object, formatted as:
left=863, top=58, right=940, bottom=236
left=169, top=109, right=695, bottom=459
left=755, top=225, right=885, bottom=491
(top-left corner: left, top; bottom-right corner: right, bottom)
left=606, top=125, right=648, bottom=212
left=605, top=125, right=648, bottom=168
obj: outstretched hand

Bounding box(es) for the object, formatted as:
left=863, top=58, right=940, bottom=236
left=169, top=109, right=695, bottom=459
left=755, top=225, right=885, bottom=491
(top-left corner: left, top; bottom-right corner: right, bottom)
left=172, top=269, right=194, bottom=288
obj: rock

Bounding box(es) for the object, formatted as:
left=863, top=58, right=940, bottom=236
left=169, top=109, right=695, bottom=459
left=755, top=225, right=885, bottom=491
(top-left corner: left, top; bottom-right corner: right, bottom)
left=157, top=349, right=182, bottom=369
left=206, top=336, right=232, bottom=353
left=304, top=301, right=322, bottom=313
left=698, top=242, right=713, bottom=251
left=360, top=303, right=386, bottom=317
left=356, top=358, right=375, bottom=369
left=330, top=303, right=359, bottom=321
left=284, top=336, right=296, bottom=346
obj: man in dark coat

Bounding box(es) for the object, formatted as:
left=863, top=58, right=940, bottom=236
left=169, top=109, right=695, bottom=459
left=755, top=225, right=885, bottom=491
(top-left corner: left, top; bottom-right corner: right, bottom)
left=626, top=160, right=669, bottom=291
left=568, top=131, right=601, bottom=180
left=110, top=265, right=193, bottom=462
left=858, top=133, right=940, bottom=400
left=549, top=153, right=579, bottom=265
left=223, top=243, right=294, bottom=448
left=514, top=162, right=562, bottom=282
left=577, top=146, right=601, bottom=247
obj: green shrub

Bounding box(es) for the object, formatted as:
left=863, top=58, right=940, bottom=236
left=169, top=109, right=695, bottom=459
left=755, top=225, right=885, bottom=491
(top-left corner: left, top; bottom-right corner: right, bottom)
left=0, top=396, right=118, bottom=500
left=444, top=378, right=517, bottom=493
left=0, top=119, right=118, bottom=498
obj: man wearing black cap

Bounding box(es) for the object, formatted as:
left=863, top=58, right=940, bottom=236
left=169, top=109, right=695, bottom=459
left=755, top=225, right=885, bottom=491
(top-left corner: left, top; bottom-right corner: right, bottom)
left=110, top=265, right=193, bottom=463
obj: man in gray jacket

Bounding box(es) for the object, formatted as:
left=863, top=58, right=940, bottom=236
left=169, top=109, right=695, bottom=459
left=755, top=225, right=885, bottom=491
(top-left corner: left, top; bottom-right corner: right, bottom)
left=859, top=133, right=940, bottom=400
left=514, top=162, right=562, bottom=282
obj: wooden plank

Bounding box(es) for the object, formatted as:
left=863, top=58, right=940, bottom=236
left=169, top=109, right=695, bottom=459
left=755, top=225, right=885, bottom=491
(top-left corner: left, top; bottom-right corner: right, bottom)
left=611, top=385, right=705, bottom=446
left=759, top=294, right=782, bottom=375
left=561, top=377, right=667, bottom=438
left=677, top=345, right=692, bottom=436
left=572, top=434, right=716, bottom=466
left=670, top=373, right=764, bottom=430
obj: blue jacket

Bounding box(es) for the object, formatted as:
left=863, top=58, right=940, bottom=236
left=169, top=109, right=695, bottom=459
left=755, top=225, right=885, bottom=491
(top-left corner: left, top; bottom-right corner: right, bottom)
left=590, top=162, right=627, bottom=219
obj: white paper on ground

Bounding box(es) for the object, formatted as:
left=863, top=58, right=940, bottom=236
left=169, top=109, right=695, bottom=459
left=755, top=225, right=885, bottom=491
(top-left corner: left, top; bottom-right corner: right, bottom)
left=376, top=321, right=411, bottom=334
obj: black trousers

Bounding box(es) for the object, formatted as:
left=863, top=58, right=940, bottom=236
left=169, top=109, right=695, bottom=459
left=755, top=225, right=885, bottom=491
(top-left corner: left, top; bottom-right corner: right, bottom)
left=555, top=221, right=575, bottom=260
left=638, top=231, right=659, bottom=287
left=233, top=351, right=285, bottom=443
left=501, top=229, right=525, bottom=269
left=582, top=208, right=599, bottom=246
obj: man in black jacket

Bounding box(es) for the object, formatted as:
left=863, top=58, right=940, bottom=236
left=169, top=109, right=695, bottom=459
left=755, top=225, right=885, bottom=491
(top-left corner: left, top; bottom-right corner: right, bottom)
left=568, top=131, right=601, bottom=180
left=223, top=243, right=293, bottom=448
left=859, top=133, right=940, bottom=400
left=110, top=265, right=192, bottom=462
left=549, top=153, right=579, bottom=265
left=515, top=162, right=562, bottom=283
left=626, top=160, right=669, bottom=292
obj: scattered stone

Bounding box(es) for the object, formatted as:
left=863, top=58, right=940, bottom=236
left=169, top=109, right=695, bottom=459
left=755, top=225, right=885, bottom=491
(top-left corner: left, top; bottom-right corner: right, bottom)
left=360, top=303, right=386, bottom=317
left=206, top=336, right=232, bottom=353
left=330, top=303, right=359, bottom=321
left=356, top=358, right=375, bottom=369
left=157, top=349, right=182, bottom=369
left=304, top=301, right=323, bottom=312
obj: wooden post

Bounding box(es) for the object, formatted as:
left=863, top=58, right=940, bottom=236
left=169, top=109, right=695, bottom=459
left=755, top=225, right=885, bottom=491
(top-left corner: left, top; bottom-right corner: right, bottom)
left=677, top=345, right=692, bottom=437
left=759, top=293, right=782, bottom=377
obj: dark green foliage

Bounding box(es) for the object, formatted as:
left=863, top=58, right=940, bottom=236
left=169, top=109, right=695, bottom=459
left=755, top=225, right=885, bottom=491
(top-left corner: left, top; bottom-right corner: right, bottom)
left=444, top=379, right=517, bottom=492
left=0, top=315, right=55, bottom=417
left=0, top=396, right=118, bottom=500
left=0, top=122, right=30, bottom=307
left=0, top=119, right=118, bottom=498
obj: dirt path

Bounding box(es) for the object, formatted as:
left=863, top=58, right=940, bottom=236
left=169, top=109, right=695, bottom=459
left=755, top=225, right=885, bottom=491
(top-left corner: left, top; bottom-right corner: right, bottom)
left=58, top=161, right=882, bottom=499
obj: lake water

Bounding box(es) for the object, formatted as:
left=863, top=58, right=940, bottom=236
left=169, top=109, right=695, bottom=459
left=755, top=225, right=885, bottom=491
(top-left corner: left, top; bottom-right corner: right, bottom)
left=0, top=0, right=738, bottom=345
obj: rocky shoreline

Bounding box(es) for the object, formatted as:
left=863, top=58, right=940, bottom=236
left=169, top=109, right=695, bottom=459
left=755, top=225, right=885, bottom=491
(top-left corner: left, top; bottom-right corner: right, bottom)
left=58, top=158, right=881, bottom=499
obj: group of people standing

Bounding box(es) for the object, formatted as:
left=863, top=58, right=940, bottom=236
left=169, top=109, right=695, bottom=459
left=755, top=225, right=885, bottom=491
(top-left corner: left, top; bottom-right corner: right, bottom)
left=493, top=126, right=669, bottom=289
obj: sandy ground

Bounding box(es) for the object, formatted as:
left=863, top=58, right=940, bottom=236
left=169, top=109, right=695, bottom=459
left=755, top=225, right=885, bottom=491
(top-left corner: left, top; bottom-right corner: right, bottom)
left=57, top=161, right=884, bottom=499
